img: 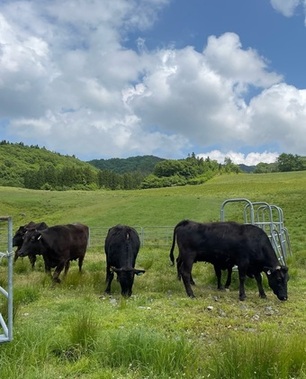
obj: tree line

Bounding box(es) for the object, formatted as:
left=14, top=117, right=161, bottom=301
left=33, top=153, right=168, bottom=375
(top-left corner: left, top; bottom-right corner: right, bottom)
left=0, top=141, right=305, bottom=191
left=254, top=153, right=306, bottom=173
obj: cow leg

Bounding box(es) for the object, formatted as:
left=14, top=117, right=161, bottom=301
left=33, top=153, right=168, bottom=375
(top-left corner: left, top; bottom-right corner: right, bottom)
left=253, top=273, right=267, bottom=298
left=42, top=256, right=51, bottom=274
left=176, top=257, right=195, bottom=285
left=238, top=269, right=247, bottom=301
left=190, top=274, right=195, bottom=286
left=180, top=262, right=195, bottom=298
left=64, top=261, right=70, bottom=276
left=105, top=267, right=114, bottom=295
left=78, top=256, right=84, bottom=272
left=52, top=262, right=65, bottom=283
left=214, top=265, right=223, bottom=290
left=29, top=254, right=36, bottom=270
left=224, top=267, right=232, bottom=289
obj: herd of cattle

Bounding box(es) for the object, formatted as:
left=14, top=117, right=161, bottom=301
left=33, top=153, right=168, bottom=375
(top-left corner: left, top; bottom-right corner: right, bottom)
left=12, top=220, right=289, bottom=301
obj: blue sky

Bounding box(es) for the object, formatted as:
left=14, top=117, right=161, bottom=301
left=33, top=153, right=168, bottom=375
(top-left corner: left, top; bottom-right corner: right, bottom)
left=1, top=0, right=306, bottom=165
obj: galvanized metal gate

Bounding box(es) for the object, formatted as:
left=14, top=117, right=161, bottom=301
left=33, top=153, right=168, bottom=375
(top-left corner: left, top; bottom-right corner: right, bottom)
left=0, top=216, right=13, bottom=343
left=220, top=198, right=292, bottom=265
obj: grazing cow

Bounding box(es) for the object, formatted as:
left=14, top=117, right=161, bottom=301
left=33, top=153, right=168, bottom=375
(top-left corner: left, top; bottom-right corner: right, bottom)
left=169, top=220, right=289, bottom=301
left=13, top=221, right=48, bottom=268
left=104, top=225, right=145, bottom=297
left=17, top=223, right=89, bottom=283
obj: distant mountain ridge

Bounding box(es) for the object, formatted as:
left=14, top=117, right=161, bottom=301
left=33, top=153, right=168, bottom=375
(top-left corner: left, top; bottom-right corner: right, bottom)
left=87, top=155, right=164, bottom=174
left=239, top=164, right=256, bottom=173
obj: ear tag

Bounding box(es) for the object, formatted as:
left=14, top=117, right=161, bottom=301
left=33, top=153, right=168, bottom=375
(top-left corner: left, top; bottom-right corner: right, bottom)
left=37, top=235, right=42, bottom=240
left=267, top=270, right=271, bottom=275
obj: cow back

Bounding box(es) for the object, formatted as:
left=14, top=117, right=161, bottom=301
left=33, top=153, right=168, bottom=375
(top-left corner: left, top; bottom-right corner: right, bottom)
left=41, top=223, right=89, bottom=259
left=105, top=225, right=140, bottom=269
left=175, top=220, right=279, bottom=270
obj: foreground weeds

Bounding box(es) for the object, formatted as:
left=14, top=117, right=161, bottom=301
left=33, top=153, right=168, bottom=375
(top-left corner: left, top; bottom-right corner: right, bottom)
left=209, top=333, right=306, bottom=379
left=1, top=253, right=306, bottom=378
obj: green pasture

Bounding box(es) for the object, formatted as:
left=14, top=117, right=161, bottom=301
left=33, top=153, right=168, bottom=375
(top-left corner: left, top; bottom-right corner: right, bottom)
left=1, top=171, right=306, bottom=378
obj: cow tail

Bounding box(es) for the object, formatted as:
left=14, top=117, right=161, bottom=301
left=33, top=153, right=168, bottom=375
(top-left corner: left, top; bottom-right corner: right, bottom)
left=169, top=225, right=177, bottom=266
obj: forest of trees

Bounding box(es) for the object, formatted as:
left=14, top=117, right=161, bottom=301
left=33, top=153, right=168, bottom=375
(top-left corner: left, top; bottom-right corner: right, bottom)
left=88, top=155, right=163, bottom=175
left=0, top=141, right=305, bottom=191
left=254, top=153, right=306, bottom=173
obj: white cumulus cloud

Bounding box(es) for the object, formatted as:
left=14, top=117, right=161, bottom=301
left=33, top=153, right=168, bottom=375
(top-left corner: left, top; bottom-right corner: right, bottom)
left=270, top=0, right=302, bottom=17
left=0, top=0, right=306, bottom=164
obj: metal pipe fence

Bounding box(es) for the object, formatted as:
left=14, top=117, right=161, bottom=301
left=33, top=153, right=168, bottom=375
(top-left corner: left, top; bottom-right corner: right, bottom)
left=0, top=225, right=175, bottom=251
left=88, top=226, right=174, bottom=249
left=0, top=217, right=13, bottom=343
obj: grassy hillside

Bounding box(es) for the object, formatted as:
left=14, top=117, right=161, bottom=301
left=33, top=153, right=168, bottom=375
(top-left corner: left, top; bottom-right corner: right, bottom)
left=1, top=171, right=306, bottom=378
left=0, top=141, right=99, bottom=189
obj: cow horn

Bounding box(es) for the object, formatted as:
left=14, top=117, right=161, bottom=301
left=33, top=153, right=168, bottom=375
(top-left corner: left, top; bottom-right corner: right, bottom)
left=134, top=269, right=145, bottom=276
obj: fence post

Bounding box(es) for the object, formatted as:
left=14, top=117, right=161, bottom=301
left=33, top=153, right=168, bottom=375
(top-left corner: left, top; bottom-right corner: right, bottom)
left=0, top=216, right=13, bottom=343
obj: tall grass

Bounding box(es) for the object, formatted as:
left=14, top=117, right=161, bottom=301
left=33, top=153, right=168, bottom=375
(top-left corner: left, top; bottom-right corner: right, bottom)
left=0, top=324, right=57, bottom=379
left=96, top=328, right=199, bottom=378
left=52, top=310, right=100, bottom=361
left=208, top=333, right=306, bottom=378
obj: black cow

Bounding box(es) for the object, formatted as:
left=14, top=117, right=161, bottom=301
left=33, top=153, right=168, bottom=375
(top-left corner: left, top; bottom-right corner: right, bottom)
left=169, top=220, right=289, bottom=301
left=17, top=223, right=89, bottom=283
left=13, top=221, right=48, bottom=268
left=104, top=225, right=145, bottom=297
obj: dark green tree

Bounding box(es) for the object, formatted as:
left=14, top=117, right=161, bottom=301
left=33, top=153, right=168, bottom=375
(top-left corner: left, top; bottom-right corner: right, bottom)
left=154, top=160, right=185, bottom=177
left=277, top=153, right=304, bottom=172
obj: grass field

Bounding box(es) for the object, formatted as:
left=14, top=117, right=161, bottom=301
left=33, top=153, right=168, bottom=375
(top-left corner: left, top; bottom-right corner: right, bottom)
left=1, top=171, right=306, bottom=378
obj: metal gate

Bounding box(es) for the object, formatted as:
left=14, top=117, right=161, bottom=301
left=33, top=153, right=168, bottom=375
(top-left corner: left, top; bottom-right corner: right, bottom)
left=220, top=198, right=292, bottom=265
left=0, top=216, right=13, bottom=343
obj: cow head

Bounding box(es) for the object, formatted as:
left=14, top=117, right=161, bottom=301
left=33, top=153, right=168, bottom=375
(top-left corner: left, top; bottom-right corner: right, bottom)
left=18, top=231, right=43, bottom=257
left=111, top=267, right=145, bottom=297
left=12, top=226, right=27, bottom=248
left=265, top=265, right=289, bottom=301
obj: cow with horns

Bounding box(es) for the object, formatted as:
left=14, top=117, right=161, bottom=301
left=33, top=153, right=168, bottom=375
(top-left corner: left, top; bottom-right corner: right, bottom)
left=104, top=225, right=145, bottom=297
